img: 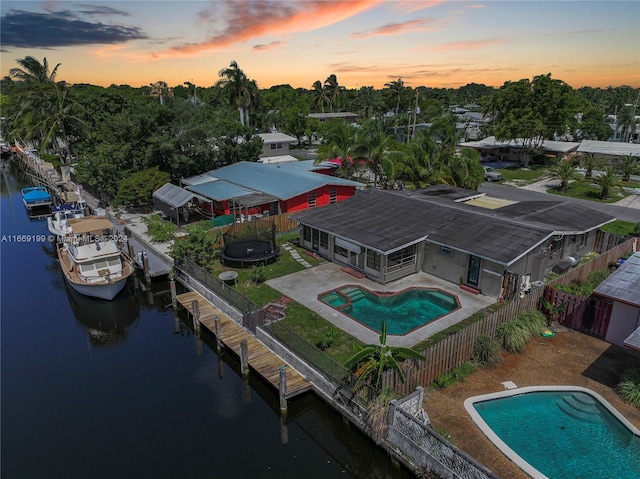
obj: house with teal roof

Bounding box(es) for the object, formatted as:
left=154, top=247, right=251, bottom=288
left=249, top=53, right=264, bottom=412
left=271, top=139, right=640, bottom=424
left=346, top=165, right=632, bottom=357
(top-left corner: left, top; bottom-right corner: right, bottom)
left=181, top=160, right=364, bottom=219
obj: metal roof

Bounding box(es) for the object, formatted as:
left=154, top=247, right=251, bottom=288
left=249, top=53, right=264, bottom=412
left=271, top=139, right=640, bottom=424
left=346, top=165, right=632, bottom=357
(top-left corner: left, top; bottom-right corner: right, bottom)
left=153, top=183, right=209, bottom=208
left=188, top=161, right=364, bottom=200
left=460, top=136, right=580, bottom=154
left=624, top=327, right=640, bottom=351
left=257, top=132, right=297, bottom=143
left=577, top=140, right=640, bottom=157
left=594, top=252, right=640, bottom=307
left=308, top=112, right=357, bottom=119
left=185, top=179, right=255, bottom=201
left=292, top=187, right=615, bottom=264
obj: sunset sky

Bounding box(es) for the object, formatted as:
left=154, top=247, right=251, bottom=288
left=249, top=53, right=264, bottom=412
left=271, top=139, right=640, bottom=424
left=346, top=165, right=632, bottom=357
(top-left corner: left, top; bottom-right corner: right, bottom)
left=1, top=1, right=639, bottom=91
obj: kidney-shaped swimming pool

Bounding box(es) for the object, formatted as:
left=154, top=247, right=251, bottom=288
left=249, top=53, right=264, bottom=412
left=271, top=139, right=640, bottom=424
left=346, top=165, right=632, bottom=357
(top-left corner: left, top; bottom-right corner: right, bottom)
left=318, top=285, right=460, bottom=336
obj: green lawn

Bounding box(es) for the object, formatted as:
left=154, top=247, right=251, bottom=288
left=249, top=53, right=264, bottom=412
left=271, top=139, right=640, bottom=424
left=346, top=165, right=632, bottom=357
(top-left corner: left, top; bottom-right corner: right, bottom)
left=546, top=179, right=635, bottom=204
left=497, top=165, right=549, bottom=185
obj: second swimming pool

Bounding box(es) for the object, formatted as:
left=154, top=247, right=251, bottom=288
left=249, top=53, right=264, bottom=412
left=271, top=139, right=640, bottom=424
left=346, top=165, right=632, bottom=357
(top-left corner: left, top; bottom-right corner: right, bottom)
left=318, top=286, right=460, bottom=335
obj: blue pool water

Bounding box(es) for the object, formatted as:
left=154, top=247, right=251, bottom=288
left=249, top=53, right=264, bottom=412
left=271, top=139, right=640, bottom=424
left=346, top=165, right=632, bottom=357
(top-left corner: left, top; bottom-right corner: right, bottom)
left=471, top=390, right=640, bottom=479
left=318, top=286, right=459, bottom=335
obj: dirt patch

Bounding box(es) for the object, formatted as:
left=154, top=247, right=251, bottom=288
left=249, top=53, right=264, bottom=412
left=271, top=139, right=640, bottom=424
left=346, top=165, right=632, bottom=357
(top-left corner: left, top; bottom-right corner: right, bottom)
left=424, top=331, right=640, bottom=479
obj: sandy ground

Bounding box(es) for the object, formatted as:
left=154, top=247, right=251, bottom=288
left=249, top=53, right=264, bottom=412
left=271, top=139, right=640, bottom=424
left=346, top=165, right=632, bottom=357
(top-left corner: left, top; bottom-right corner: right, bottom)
left=424, top=330, right=640, bottom=479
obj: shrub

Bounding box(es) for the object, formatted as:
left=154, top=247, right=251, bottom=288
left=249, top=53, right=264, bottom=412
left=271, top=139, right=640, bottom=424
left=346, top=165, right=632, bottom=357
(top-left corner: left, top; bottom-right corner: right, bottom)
left=516, top=310, right=547, bottom=336
left=250, top=265, right=267, bottom=284
left=141, top=213, right=177, bottom=242
left=616, top=368, right=640, bottom=409
left=433, top=362, right=475, bottom=389
left=316, top=327, right=337, bottom=350
left=366, top=387, right=398, bottom=443
left=473, top=333, right=502, bottom=367
left=496, top=319, right=530, bottom=354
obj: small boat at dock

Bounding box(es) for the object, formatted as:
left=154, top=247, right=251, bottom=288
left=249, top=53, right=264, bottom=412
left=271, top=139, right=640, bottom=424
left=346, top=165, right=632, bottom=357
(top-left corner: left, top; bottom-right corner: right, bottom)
left=21, top=186, right=52, bottom=210
left=47, top=198, right=87, bottom=237
left=56, top=216, right=135, bottom=300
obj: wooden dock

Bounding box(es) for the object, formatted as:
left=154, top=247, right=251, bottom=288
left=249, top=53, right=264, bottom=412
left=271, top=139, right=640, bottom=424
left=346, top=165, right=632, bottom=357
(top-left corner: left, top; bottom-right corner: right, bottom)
left=176, top=291, right=311, bottom=399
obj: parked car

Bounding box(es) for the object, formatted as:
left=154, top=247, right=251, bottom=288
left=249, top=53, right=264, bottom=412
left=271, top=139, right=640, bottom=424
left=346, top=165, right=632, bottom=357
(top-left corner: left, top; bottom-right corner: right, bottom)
left=484, top=166, right=503, bottom=181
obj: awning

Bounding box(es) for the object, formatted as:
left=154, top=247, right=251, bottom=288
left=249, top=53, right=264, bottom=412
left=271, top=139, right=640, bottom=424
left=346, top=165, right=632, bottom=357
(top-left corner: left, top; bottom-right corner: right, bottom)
left=153, top=183, right=209, bottom=208
left=623, top=326, right=640, bottom=351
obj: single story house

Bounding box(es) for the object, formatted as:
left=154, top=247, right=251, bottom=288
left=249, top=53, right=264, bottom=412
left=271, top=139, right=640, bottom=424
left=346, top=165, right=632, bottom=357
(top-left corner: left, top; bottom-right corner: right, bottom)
left=152, top=183, right=212, bottom=226
left=576, top=140, right=640, bottom=163
left=593, top=252, right=640, bottom=349
left=257, top=132, right=297, bottom=158
left=459, top=136, right=581, bottom=163
left=291, top=186, right=615, bottom=299
left=181, top=160, right=364, bottom=219
left=308, top=112, right=357, bottom=123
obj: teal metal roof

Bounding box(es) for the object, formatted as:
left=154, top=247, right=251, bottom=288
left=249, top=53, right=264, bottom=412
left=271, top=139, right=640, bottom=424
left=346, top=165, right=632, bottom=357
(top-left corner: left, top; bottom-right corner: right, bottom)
left=197, top=161, right=363, bottom=200
left=185, top=179, right=254, bottom=201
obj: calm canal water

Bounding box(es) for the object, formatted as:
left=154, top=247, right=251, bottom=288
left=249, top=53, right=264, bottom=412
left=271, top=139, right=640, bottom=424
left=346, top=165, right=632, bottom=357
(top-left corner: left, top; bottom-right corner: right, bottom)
left=1, top=168, right=414, bottom=479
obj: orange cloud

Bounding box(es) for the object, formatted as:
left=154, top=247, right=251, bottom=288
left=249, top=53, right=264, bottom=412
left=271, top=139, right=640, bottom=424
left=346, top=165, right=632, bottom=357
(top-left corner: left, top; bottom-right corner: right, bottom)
left=156, top=0, right=381, bottom=57
left=435, top=38, right=503, bottom=51
left=351, top=18, right=438, bottom=38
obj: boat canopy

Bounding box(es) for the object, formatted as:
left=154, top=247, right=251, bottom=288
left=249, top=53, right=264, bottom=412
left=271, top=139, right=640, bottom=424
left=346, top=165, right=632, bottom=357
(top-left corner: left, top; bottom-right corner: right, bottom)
left=67, top=216, right=114, bottom=234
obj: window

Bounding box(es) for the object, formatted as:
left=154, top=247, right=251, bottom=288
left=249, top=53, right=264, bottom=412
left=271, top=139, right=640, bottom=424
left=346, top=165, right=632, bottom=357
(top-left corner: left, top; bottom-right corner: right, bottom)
left=329, top=188, right=337, bottom=204
left=387, top=245, right=416, bottom=273
left=320, top=231, right=328, bottom=249
left=334, top=245, right=348, bottom=259
left=303, top=225, right=311, bottom=242
left=439, top=246, right=452, bottom=257
left=270, top=142, right=283, bottom=150
left=578, top=233, right=588, bottom=249
left=308, top=191, right=316, bottom=208
left=366, top=250, right=381, bottom=271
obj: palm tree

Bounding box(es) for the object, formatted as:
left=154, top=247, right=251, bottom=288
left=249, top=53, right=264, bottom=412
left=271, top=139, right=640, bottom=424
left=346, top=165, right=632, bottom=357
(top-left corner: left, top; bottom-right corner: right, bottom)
left=549, top=160, right=580, bottom=193
left=616, top=105, right=638, bottom=142
left=384, top=78, right=404, bottom=118
left=356, top=86, right=383, bottom=119
left=315, top=121, right=360, bottom=179
left=216, top=61, right=257, bottom=126
left=354, top=120, right=395, bottom=188
left=323, top=74, right=344, bottom=112
left=619, top=154, right=639, bottom=182
left=345, top=321, right=424, bottom=391
left=9, top=56, right=60, bottom=84
left=149, top=80, right=173, bottom=105
left=311, top=80, right=328, bottom=113
left=595, top=167, right=624, bottom=199
left=579, top=153, right=601, bottom=178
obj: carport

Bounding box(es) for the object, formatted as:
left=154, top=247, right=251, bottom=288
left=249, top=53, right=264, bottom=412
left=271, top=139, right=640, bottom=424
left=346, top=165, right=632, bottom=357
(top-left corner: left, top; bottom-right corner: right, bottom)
left=153, top=183, right=212, bottom=227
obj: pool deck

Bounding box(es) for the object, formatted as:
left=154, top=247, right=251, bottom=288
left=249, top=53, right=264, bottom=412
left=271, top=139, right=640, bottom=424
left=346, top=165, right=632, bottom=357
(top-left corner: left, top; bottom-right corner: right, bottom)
left=266, top=262, right=494, bottom=347
left=425, top=330, right=640, bottom=479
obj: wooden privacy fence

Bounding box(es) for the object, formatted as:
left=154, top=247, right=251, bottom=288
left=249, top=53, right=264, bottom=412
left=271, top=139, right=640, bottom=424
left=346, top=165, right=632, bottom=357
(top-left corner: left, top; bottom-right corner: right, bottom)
left=543, top=288, right=612, bottom=339
left=217, top=212, right=299, bottom=236
left=381, top=237, right=638, bottom=396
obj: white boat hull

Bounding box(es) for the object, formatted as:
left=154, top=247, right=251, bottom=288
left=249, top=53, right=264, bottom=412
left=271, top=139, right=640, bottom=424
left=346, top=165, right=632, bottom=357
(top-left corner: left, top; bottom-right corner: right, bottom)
left=64, top=275, right=129, bottom=301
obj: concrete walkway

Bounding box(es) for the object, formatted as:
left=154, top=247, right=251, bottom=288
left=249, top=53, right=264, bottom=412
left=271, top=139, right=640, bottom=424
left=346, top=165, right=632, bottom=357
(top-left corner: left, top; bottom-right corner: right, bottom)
left=281, top=242, right=313, bottom=268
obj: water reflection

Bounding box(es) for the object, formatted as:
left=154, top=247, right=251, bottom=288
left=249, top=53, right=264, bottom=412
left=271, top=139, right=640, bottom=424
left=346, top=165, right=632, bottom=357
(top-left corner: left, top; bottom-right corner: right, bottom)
left=65, top=281, right=139, bottom=346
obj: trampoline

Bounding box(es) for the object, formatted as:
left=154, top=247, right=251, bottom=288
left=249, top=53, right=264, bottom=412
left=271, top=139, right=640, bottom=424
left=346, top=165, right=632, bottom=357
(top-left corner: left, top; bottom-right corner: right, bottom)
left=219, top=221, right=280, bottom=267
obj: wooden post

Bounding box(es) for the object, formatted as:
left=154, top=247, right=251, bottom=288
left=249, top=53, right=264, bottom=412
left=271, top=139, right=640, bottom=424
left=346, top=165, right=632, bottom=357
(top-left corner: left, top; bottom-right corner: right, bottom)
left=214, top=314, right=222, bottom=353
left=279, top=365, right=287, bottom=412
left=191, top=299, right=200, bottom=335
left=240, top=340, right=249, bottom=375
left=127, top=240, right=135, bottom=261
left=173, top=312, right=180, bottom=334
left=280, top=413, right=288, bottom=446
left=242, top=375, right=251, bottom=404
left=170, top=278, right=177, bottom=310
left=143, top=252, right=151, bottom=285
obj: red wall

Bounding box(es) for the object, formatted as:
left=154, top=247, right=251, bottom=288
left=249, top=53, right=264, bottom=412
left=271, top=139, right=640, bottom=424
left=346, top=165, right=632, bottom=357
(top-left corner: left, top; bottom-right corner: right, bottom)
left=282, top=185, right=356, bottom=212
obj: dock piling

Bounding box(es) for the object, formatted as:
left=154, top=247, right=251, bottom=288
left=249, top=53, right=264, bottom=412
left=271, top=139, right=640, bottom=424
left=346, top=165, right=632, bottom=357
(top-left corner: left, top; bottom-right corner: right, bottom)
left=279, top=365, right=287, bottom=412
left=170, top=277, right=177, bottom=310
left=191, top=299, right=200, bottom=335
left=240, top=340, right=249, bottom=375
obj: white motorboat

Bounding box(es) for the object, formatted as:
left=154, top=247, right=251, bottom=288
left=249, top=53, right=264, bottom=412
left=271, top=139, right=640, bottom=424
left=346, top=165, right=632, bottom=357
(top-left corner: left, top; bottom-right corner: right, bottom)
left=56, top=216, right=135, bottom=300
left=47, top=198, right=87, bottom=237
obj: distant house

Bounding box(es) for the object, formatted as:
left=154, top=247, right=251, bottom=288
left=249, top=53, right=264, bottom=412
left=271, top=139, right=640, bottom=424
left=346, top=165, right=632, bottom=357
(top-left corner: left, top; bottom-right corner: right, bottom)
left=459, top=136, right=581, bottom=163
left=291, top=186, right=615, bottom=299
left=257, top=132, right=297, bottom=158
left=181, top=160, right=364, bottom=219
left=576, top=140, right=640, bottom=163
left=308, top=112, right=357, bottom=123
left=593, top=252, right=640, bottom=349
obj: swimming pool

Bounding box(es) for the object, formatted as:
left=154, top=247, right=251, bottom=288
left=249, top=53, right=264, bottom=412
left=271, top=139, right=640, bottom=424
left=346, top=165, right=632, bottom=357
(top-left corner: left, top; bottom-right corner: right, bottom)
left=318, top=286, right=460, bottom=336
left=464, top=386, right=640, bottom=479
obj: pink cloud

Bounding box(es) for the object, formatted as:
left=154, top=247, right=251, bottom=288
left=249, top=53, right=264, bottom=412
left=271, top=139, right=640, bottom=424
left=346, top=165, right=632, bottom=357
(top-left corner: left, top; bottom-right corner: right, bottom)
left=253, top=41, right=284, bottom=51
left=351, top=18, right=438, bottom=38
left=156, top=0, right=381, bottom=57
left=435, top=38, right=503, bottom=51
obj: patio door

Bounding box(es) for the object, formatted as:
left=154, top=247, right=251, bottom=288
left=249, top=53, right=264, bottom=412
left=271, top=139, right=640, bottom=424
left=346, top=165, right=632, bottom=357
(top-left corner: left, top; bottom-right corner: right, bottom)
left=350, top=251, right=364, bottom=270
left=312, top=230, right=319, bottom=251
left=467, top=255, right=481, bottom=287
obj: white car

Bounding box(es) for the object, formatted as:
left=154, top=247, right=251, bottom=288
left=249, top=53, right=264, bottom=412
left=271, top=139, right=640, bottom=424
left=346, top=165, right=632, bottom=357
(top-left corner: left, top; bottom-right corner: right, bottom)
left=484, top=167, right=503, bottom=182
